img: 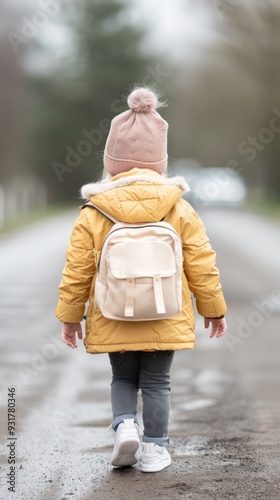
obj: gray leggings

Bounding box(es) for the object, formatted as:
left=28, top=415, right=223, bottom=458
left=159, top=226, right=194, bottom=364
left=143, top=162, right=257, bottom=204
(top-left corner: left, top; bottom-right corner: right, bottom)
left=108, top=350, right=175, bottom=446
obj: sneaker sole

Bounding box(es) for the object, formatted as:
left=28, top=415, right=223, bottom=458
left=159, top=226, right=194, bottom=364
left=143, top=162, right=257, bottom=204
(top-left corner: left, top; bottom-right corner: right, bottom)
left=110, top=439, right=140, bottom=467
left=139, top=457, right=171, bottom=473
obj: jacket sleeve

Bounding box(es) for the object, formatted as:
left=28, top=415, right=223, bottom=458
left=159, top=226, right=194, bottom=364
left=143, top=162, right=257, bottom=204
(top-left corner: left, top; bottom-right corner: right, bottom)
left=181, top=205, right=227, bottom=318
left=56, top=209, right=96, bottom=323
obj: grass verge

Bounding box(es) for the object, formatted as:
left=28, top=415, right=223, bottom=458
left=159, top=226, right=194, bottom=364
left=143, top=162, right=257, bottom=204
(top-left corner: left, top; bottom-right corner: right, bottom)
left=0, top=203, right=78, bottom=235
left=247, top=199, right=280, bottom=222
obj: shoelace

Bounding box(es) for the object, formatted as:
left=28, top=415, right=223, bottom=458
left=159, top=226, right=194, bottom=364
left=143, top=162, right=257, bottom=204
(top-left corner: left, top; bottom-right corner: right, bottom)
left=104, top=423, right=113, bottom=433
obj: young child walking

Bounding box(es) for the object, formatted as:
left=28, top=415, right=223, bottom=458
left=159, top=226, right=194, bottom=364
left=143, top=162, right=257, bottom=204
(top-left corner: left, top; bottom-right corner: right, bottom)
left=56, top=87, right=227, bottom=472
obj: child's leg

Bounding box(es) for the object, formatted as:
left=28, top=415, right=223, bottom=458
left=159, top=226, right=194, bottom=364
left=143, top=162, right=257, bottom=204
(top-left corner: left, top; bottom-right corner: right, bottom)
left=108, top=351, right=140, bottom=429
left=139, top=351, right=174, bottom=445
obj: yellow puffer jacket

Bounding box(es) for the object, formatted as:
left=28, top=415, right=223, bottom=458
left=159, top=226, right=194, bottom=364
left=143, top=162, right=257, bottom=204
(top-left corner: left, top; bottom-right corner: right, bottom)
left=56, top=168, right=227, bottom=353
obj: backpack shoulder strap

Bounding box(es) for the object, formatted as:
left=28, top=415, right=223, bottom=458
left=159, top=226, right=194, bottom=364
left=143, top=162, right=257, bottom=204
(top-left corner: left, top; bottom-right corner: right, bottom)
left=82, top=200, right=119, bottom=224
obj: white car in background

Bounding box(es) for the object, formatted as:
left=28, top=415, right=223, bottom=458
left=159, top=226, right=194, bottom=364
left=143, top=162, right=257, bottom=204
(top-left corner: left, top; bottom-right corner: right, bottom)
left=177, top=167, right=247, bottom=209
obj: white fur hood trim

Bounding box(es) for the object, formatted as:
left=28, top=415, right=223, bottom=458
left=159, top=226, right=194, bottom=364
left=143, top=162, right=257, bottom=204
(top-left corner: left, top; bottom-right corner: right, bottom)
left=81, top=174, right=190, bottom=199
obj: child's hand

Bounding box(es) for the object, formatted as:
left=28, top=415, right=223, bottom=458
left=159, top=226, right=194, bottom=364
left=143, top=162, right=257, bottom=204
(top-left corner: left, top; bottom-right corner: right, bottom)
left=204, top=317, right=227, bottom=338
left=61, top=322, right=83, bottom=349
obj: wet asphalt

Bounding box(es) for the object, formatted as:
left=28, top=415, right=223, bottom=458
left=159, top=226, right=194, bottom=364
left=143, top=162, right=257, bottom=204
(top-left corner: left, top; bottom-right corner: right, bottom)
left=0, top=207, right=280, bottom=500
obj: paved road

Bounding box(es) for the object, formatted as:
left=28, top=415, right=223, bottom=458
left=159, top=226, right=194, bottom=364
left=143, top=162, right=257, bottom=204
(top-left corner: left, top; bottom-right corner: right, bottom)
left=0, top=208, right=279, bottom=500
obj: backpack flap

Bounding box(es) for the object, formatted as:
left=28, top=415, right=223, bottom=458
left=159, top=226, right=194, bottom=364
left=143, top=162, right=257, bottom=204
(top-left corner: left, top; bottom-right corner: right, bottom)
left=108, top=240, right=176, bottom=318
left=109, top=241, right=176, bottom=278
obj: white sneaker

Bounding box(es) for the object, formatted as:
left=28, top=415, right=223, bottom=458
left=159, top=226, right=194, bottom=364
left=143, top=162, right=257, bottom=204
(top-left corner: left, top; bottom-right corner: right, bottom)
left=139, top=442, right=171, bottom=472
left=110, top=419, right=141, bottom=467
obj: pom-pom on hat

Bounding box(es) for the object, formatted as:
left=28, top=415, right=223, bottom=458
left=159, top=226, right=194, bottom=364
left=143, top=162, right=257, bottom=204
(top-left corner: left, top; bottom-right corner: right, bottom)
left=104, top=87, right=168, bottom=176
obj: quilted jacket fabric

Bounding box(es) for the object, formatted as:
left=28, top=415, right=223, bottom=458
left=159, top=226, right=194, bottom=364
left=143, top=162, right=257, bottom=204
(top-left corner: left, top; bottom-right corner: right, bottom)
left=56, top=168, right=227, bottom=353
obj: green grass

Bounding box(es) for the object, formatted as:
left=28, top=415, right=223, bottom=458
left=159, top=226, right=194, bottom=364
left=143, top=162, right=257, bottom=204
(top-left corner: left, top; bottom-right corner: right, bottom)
left=0, top=203, right=78, bottom=235
left=2, top=199, right=280, bottom=236
left=247, top=199, right=280, bottom=221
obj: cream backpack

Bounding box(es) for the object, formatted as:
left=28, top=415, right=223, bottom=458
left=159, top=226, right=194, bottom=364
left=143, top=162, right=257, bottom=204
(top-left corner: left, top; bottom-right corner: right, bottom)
left=84, top=202, right=183, bottom=321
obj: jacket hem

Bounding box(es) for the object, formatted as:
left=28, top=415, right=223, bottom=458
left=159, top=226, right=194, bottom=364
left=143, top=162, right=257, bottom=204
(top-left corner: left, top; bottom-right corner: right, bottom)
left=84, top=342, right=195, bottom=354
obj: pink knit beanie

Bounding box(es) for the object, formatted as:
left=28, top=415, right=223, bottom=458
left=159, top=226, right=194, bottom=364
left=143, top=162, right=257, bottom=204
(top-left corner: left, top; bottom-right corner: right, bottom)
left=104, top=87, right=168, bottom=175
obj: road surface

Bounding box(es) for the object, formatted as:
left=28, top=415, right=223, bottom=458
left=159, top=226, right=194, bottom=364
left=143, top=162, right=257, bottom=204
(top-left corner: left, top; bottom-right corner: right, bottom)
left=0, top=207, right=279, bottom=500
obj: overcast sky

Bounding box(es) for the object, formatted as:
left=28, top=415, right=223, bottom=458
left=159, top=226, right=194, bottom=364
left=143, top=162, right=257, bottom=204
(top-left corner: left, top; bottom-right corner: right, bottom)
left=132, top=0, right=214, bottom=57
left=6, top=0, right=216, bottom=65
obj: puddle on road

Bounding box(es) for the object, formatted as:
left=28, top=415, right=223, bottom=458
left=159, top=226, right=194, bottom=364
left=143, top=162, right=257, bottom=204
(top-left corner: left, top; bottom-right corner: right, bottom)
left=170, top=368, right=232, bottom=425
left=172, top=435, right=214, bottom=456
left=171, top=435, right=241, bottom=468
left=179, top=399, right=215, bottom=411
left=193, top=369, right=232, bottom=395
left=172, top=367, right=231, bottom=397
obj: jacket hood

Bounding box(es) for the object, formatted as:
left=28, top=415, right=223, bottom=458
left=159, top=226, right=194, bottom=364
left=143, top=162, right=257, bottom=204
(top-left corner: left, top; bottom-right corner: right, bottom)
left=80, top=168, right=190, bottom=223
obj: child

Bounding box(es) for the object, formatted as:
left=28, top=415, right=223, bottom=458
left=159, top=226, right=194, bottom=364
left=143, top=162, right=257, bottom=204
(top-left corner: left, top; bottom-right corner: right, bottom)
left=56, top=87, right=227, bottom=472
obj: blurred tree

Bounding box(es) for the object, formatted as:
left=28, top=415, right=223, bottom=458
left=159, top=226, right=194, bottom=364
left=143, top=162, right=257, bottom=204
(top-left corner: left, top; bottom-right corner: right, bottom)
left=25, top=0, right=158, bottom=202
left=213, top=0, right=280, bottom=197
left=168, top=0, right=280, bottom=197
left=0, top=1, right=25, bottom=181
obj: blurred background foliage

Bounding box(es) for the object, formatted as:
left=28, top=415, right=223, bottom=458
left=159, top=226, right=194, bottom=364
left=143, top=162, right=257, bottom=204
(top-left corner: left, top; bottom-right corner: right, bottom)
left=0, top=0, right=280, bottom=226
